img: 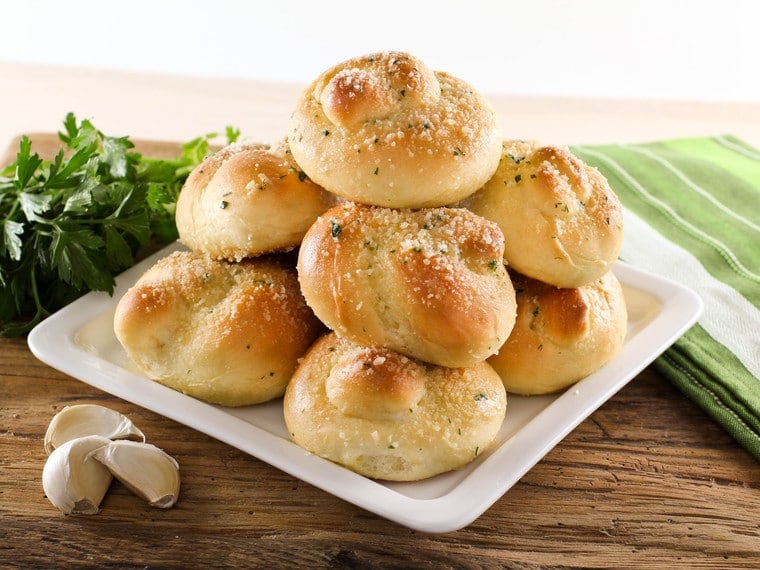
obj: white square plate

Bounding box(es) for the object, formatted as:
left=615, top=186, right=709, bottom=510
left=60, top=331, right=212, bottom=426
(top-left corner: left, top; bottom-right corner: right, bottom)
left=28, top=242, right=702, bottom=533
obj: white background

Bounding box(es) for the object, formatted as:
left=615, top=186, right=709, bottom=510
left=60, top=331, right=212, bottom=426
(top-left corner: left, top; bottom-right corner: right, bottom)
left=1, top=0, right=759, bottom=102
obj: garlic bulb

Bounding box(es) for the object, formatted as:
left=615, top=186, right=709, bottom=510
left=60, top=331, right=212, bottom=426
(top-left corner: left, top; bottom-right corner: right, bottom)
left=93, top=440, right=180, bottom=508
left=42, top=435, right=113, bottom=515
left=44, top=404, right=145, bottom=455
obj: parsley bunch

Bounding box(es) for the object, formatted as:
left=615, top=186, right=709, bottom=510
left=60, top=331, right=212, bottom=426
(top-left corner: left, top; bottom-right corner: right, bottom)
left=0, top=113, right=238, bottom=336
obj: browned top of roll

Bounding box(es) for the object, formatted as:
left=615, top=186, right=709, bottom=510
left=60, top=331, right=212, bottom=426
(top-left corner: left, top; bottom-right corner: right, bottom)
left=113, top=250, right=323, bottom=406
left=488, top=269, right=628, bottom=395
left=463, top=140, right=624, bottom=288
left=288, top=51, right=502, bottom=208
left=297, top=202, right=517, bottom=367
left=283, top=333, right=507, bottom=481
left=175, top=139, right=336, bottom=261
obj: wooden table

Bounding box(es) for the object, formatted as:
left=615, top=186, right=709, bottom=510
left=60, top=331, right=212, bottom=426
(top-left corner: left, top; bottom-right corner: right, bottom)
left=1, top=62, right=759, bottom=568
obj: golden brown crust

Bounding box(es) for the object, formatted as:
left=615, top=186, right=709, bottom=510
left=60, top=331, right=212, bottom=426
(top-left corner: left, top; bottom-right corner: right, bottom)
left=488, top=270, right=628, bottom=395
left=288, top=51, right=503, bottom=208
left=325, top=345, right=427, bottom=420
left=175, top=139, right=336, bottom=261
left=462, top=140, right=624, bottom=288
left=297, top=202, right=517, bottom=367
left=113, top=251, right=323, bottom=406
left=283, top=333, right=507, bottom=481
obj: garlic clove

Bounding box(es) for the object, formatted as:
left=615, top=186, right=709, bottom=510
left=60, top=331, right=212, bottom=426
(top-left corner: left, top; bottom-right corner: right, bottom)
left=93, top=440, right=180, bottom=508
left=42, top=435, right=113, bottom=515
left=44, top=404, right=146, bottom=455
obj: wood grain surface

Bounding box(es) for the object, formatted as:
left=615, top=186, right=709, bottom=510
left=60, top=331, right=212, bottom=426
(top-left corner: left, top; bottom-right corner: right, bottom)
left=1, top=136, right=758, bottom=569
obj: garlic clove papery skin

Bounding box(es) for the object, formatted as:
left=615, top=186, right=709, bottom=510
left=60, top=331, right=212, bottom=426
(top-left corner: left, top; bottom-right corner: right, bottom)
left=93, top=440, right=180, bottom=508
left=42, top=435, right=113, bottom=515
left=44, top=404, right=146, bottom=455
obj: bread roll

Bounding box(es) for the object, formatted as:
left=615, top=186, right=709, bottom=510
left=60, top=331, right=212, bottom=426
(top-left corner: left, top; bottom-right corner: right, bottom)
left=462, top=140, right=624, bottom=288
left=113, top=251, right=323, bottom=406
left=288, top=51, right=502, bottom=208
left=284, top=333, right=507, bottom=481
left=175, top=139, right=336, bottom=261
left=488, top=270, right=628, bottom=395
left=297, top=202, right=517, bottom=368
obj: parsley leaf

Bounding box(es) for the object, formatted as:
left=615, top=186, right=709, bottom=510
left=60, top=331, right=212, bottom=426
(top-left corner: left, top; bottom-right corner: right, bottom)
left=0, top=112, right=238, bottom=336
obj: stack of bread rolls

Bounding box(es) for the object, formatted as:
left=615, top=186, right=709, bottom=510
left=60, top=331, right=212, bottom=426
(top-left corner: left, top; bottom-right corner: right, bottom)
left=113, top=51, right=627, bottom=482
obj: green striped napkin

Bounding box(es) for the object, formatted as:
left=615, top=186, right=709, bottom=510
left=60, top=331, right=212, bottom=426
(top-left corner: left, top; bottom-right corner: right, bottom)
left=570, top=136, right=760, bottom=462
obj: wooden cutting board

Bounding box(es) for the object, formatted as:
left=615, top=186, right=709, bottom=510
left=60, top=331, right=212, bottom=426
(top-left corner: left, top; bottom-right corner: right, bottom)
left=1, top=133, right=759, bottom=567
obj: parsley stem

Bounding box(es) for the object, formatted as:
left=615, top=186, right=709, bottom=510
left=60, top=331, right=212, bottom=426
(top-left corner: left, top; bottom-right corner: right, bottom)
left=29, top=261, right=51, bottom=325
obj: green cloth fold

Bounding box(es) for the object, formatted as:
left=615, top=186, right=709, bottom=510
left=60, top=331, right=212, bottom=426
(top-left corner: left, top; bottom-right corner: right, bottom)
left=571, top=135, right=760, bottom=462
